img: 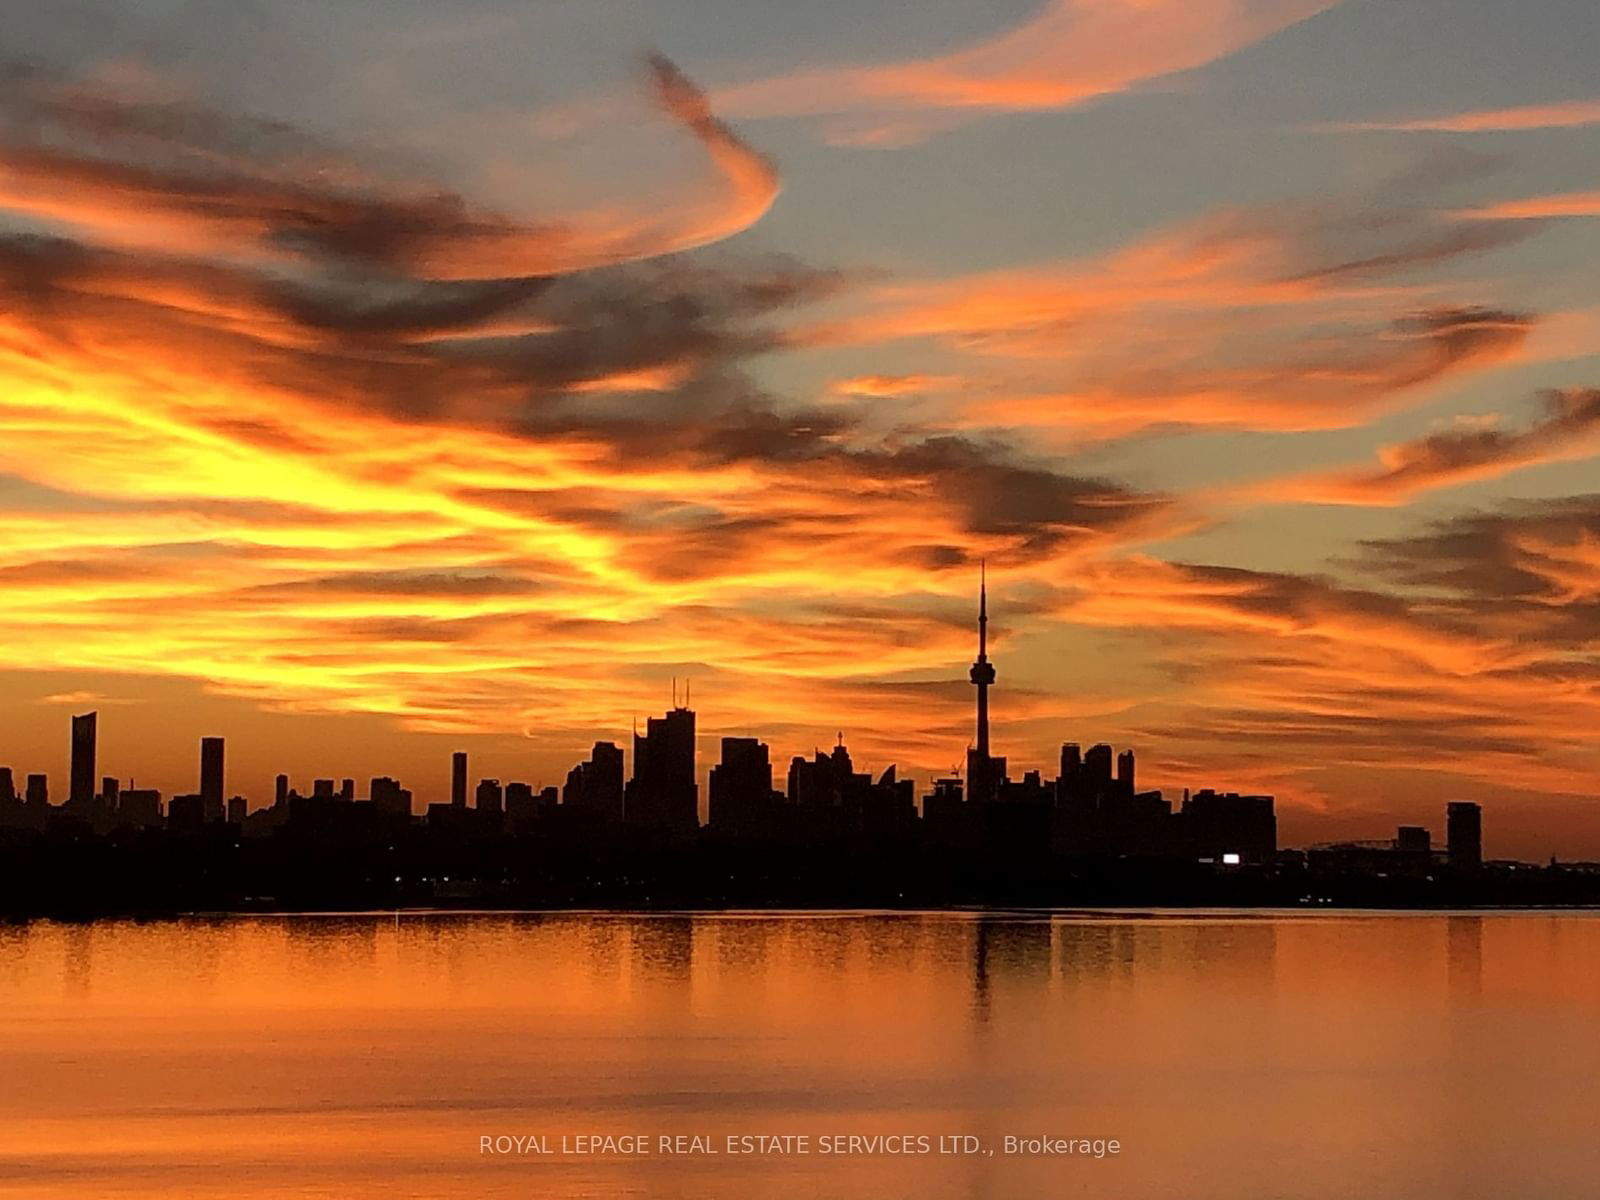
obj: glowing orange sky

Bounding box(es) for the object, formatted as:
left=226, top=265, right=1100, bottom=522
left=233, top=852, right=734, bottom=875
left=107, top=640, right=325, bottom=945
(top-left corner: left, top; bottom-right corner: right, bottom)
left=1, top=0, right=1597, bottom=857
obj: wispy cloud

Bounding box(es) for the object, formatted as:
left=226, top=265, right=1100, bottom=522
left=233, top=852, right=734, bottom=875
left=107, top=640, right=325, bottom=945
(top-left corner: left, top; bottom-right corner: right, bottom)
left=36, top=691, right=144, bottom=707
left=807, top=199, right=1535, bottom=438
left=1455, top=190, right=1600, bottom=220
left=1341, top=98, right=1600, bottom=134
left=1359, top=495, right=1600, bottom=614
left=0, top=54, right=778, bottom=280
left=1248, top=390, right=1600, bottom=506
left=713, top=0, right=1340, bottom=145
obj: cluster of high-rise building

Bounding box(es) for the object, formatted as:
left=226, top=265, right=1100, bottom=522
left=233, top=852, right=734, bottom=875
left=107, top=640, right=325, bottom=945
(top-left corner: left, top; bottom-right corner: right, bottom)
left=0, top=719, right=239, bottom=834
left=0, top=578, right=1488, bottom=873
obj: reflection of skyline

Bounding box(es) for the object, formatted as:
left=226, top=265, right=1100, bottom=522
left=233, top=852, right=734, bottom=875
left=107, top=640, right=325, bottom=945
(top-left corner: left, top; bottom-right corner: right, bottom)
left=1447, top=915, right=1484, bottom=1001
left=969, top=916, right=1054, bottom=1023
left=11, top=910, right=1600, bottom=1200
left=0, top=909, right=1525, bottom=1011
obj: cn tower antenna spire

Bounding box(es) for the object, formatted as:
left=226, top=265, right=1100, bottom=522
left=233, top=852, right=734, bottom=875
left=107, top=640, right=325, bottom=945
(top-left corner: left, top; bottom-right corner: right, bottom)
left=979, top=558, right=988, bottom=661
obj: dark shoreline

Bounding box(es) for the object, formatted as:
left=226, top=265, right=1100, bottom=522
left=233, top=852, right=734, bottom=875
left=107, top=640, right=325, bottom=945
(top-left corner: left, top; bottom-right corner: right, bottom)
left=12, top=887, right=1600, bottom=922
left=9, top=814, right=1598, bottom=920
left=9, top=903, right=1600, bottom=925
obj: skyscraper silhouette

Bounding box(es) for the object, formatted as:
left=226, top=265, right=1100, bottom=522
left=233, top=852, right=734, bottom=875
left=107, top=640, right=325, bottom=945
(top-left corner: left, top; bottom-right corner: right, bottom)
left=200, top=737, right=225, bottom=822
left=370, top=776, right=413, bottom=819
left=475, top=778, right=504, bottom=815
left=1179, top=790, right=1276, bottom=864
left=70, top=712, right=96, bottom=808
left=626, top=704, right=697, bottom=831
left=1060, top=742, right=1082, bottom=780
left=118, top=787, right=162, bottom=828
left=168, top=792, right=205, bottom=834
left=1448, top=802, right=1483, bottom=869
left=709, top=736, right=773, bottom=832
left=1085, top=744, right=1113, bottom=792
left=564, top=742, right=625, bottom=822
left=451, top=751, right=468, bottom=809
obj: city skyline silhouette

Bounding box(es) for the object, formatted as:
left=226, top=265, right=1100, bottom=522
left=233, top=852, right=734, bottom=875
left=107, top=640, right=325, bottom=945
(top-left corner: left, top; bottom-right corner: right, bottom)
left=7, top=576, right=1587, bottom=918
left=0, top=574, right=1541, bottom=848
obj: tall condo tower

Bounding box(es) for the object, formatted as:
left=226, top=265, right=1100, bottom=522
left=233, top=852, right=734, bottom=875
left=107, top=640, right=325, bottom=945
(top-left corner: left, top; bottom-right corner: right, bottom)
left=70, top=711, right=97, bottom=807
left=200, top=737, right=225, bottom=821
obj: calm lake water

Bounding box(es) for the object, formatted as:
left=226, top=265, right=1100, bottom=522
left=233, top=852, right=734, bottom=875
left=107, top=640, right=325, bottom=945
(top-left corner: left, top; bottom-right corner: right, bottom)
left=3, top=910, right=1598, bottom=1199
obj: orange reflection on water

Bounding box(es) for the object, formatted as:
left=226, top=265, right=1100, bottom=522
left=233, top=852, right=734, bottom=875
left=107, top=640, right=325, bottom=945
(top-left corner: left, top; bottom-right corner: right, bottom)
left=2, top=911, right=1599, bottom=1199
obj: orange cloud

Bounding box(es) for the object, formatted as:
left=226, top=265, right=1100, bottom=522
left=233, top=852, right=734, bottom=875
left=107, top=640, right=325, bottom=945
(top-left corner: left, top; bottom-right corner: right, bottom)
left=826, top=374, right=959, bottom=399
left=1248, top=390, right=1600, bottom=506
left=0, top=55, right=778, bottom=280
left=714, top=0, right=1340, bottom=142
left=1455, top=191, right=1600, bottom=221
left=1343, top=98, right=1600, bottom=133
left=36, top=691, right=143, bottom=707
left=809, top=202, right=1534, bottom=437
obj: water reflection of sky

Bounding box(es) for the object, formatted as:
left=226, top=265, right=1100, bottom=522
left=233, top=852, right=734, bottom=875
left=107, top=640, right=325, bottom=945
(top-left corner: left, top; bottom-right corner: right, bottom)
left=2, top=912, right=1599, bottom=1198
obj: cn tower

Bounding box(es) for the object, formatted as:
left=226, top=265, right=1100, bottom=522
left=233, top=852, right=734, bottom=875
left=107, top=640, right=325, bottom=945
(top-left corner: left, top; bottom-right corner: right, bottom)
left=969, top=562, right=996, bottom=772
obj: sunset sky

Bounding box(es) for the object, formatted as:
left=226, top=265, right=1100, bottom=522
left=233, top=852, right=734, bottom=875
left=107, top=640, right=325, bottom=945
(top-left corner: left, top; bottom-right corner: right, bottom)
left=2, top=0, right=1597, bottom=857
